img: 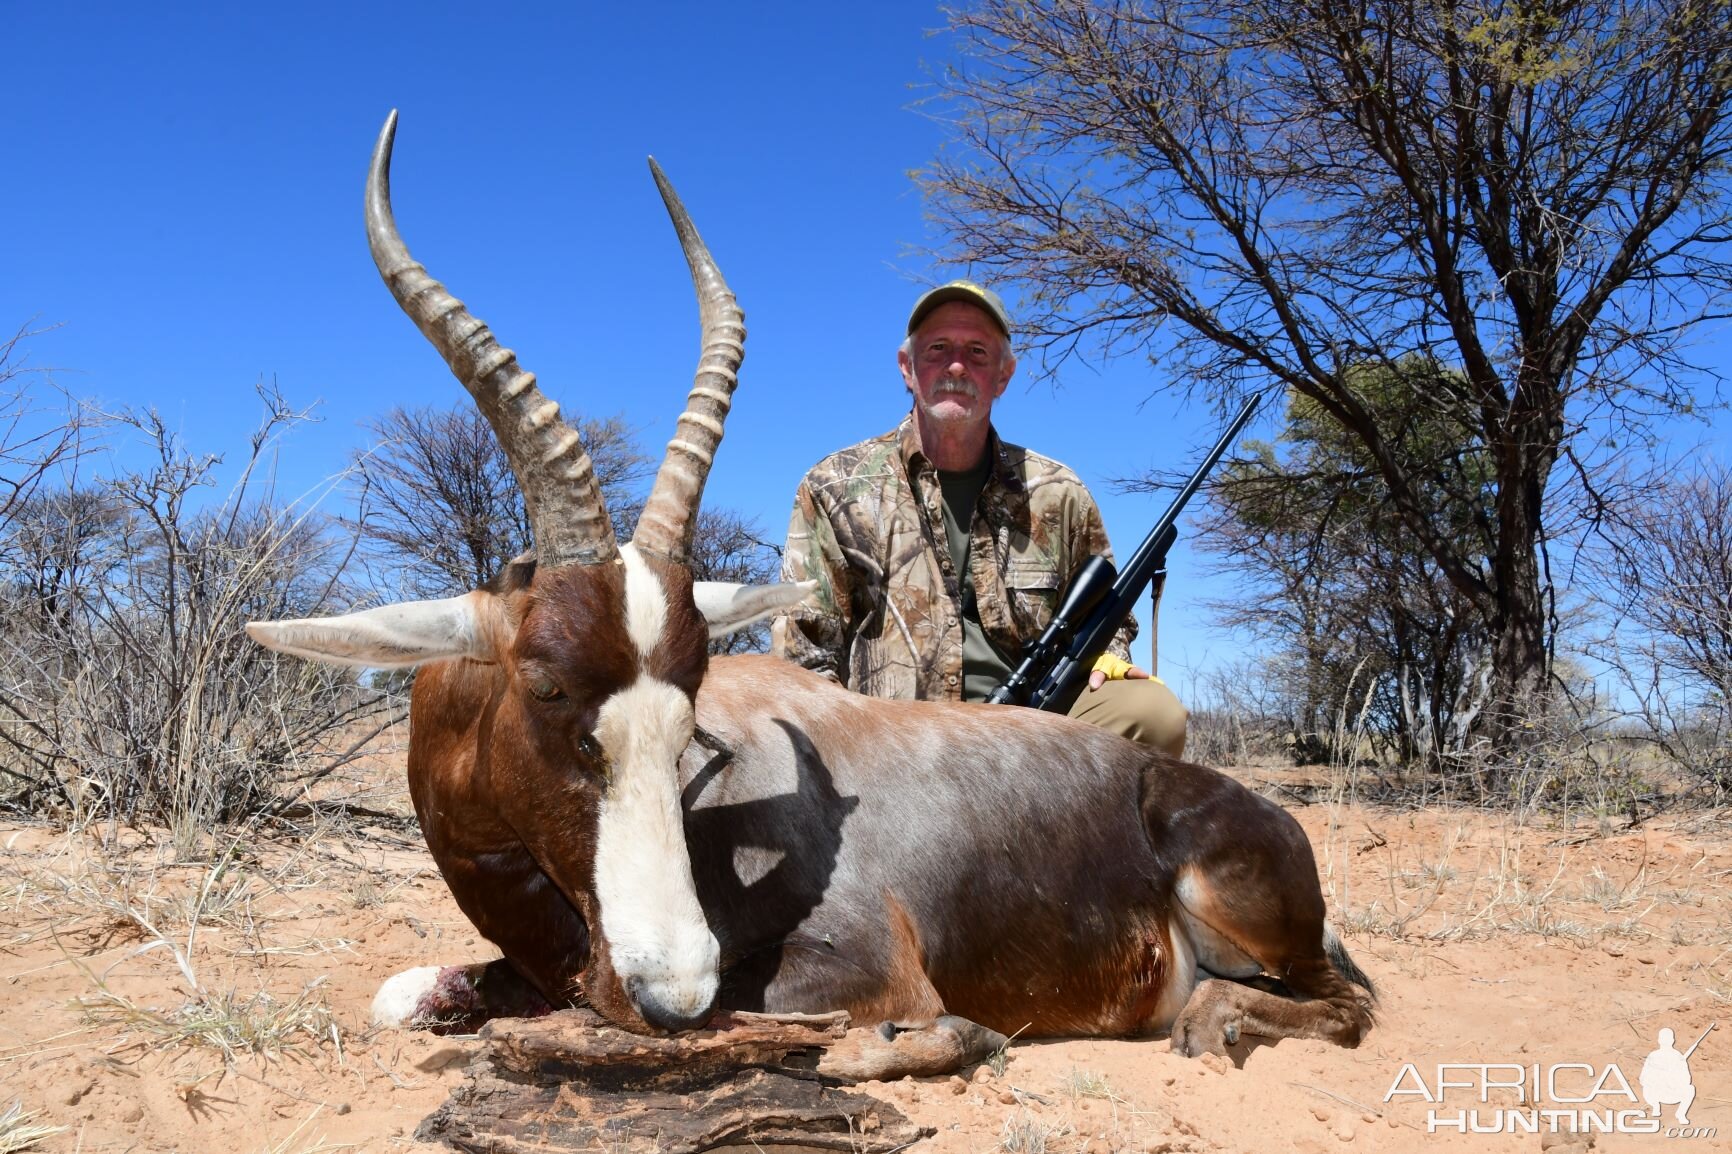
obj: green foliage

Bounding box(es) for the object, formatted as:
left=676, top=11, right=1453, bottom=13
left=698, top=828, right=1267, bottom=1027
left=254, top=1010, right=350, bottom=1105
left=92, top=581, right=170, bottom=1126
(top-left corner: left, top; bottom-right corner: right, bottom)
left=1204, top=360, right=1496, bottom=765
left=925, top=0, right=1732, bottom=759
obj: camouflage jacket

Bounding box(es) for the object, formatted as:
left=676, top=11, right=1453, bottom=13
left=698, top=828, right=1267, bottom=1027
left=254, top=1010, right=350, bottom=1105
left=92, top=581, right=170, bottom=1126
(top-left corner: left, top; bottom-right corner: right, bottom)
left=770, top=415, right=1135, bottom=701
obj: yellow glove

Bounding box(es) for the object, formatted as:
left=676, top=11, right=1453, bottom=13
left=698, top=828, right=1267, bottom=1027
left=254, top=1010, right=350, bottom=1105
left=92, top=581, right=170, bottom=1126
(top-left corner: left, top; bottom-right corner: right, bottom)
left=1091, top=653, right=1135, bottom=681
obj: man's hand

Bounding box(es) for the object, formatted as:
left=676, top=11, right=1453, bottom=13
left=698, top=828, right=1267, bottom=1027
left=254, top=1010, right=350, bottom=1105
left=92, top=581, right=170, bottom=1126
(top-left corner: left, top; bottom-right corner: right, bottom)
left=1088, top=653, right=1151, bottom=691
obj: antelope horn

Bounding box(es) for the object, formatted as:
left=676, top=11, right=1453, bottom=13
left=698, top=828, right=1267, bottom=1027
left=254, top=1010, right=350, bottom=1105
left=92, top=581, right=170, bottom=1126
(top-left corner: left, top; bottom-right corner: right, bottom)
left=630, top=159, right=746, bottom=564
left=364, top=110, right=617, bottom=568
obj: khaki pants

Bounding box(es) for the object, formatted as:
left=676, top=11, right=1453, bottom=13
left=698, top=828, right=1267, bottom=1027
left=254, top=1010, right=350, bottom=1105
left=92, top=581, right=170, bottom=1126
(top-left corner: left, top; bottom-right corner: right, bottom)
left=1066, top=678, right=1188, bottom=759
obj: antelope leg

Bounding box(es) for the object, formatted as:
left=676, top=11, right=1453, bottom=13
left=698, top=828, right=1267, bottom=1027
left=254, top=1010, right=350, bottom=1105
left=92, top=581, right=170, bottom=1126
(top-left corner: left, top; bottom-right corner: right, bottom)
left=817, top=1015, right=1007, bottom=1082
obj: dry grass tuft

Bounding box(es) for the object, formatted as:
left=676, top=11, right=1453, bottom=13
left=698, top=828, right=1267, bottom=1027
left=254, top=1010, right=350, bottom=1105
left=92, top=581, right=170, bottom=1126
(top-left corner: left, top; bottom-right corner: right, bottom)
left=0, top=1101, right=65, bottom=1154
left=0, top=826, right=315, bottom=959
left=76, top=978, right=341, bottom=1063
left=1, top=824, right=357, bottom=1075
left=1316, top=796, right=1731, bottom=955
left=1000, top=1109, right=1073, bottom=1154
left=1061, top=1066, right=1115, bottom=1101
left=987, top=1023, right=1030, bottom=1077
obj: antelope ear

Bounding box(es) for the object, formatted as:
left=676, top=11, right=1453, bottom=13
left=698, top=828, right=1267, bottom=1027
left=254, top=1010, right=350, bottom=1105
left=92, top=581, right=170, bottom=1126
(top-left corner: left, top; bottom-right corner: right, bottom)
left=693, top=580, right=816, bottom=640
left=246, top=592, right=494, bottom=668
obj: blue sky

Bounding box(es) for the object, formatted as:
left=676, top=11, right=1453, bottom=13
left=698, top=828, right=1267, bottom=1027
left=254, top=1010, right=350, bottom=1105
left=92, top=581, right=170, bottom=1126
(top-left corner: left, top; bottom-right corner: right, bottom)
left=5, top=3, right=1727, bottom=700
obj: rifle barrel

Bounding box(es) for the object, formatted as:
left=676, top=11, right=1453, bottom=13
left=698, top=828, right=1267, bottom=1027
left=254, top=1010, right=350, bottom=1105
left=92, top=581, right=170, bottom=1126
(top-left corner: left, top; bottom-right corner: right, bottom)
left=1108, top=396, right=1261, bottom=608
left=1024, top=395, right=1261, bottom=711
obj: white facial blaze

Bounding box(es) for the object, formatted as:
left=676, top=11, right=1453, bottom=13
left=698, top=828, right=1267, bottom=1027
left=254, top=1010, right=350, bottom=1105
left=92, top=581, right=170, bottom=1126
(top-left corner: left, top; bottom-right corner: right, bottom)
left=619, top=544, right=669, bottom=659
left=590, top=546, right=719, bottom=1023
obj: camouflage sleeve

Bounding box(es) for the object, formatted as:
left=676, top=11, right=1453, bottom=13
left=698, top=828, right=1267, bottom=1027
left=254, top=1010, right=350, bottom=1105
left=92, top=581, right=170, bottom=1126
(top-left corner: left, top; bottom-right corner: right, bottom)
left=1073, top=489, right=1139, bottom=665
left=769, top=475, right=850, bottom=682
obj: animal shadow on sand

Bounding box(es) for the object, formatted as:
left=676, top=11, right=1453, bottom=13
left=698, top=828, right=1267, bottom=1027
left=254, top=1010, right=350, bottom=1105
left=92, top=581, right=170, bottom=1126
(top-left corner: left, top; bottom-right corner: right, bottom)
left=683, top=719, right=862, bottom=1012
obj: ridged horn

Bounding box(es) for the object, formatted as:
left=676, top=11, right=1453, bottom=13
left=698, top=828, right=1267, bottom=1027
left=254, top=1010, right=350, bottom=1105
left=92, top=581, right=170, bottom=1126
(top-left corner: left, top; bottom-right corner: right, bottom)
left=629, top=158, right=746, bottom=564
left=365, top=110, right=617, bottom=568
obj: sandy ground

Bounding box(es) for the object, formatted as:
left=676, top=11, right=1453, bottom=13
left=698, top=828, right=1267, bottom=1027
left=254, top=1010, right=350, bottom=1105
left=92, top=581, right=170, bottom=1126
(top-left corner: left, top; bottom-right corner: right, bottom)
left=2, top=768, right=1729, bottom=1153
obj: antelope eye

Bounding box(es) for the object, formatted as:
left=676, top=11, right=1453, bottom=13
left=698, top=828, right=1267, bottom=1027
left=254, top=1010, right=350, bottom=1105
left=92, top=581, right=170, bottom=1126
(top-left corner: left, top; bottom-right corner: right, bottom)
left=526, top=674, right=564, bottom=702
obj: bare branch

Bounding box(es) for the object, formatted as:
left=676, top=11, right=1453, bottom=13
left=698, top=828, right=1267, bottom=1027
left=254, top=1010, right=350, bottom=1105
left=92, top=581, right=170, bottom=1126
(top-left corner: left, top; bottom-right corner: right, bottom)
left=921, top=0, right=1732, bottom=756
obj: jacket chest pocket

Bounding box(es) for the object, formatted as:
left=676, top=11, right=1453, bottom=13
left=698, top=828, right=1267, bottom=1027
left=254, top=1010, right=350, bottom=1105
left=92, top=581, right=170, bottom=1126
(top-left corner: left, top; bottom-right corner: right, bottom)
left=1003, top=558, right=1063, bottom=637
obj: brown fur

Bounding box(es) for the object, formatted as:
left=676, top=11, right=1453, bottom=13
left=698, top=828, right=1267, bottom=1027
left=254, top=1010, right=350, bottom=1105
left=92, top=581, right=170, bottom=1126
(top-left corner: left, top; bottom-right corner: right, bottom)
left=403, top=630, right=1373, bottom=1057
left=410, top=556, right=712, bottom=1032
left=845, top=892, right=946, bottom=1026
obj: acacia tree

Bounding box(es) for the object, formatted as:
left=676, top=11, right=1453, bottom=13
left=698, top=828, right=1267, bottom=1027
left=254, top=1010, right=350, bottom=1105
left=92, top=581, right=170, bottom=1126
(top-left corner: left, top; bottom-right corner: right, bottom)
left=1197, top=362, right=1494, bottom=769
left=0, top=321, right=81, bottom=528
left=351, top=406, right=651, bottom=598
left=1614, top=462, right=1732, bottom=727
left=0, top=487, right=123, bottom=635
left=925, top=0, right=1732, bottom=758
left=351, top=403, right=780, bottom=652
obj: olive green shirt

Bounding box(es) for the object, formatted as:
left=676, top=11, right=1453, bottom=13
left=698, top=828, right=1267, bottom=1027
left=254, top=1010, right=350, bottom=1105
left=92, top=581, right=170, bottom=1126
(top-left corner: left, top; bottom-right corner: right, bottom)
left=937, top=459, right=1017, bottom=701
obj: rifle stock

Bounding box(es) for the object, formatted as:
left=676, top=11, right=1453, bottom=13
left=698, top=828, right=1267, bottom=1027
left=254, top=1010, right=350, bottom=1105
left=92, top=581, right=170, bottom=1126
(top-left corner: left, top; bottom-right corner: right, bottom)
left=987, top=397, right=1260, bottom=712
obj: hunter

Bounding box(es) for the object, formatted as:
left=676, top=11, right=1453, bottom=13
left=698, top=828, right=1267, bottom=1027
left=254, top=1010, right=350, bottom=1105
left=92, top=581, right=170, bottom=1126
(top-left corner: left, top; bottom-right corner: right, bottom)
left=771, top=280, right=1187, bottom=756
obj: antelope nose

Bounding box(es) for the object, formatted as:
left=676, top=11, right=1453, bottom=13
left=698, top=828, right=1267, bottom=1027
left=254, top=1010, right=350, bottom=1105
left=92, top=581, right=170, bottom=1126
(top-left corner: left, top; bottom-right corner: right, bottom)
left=625, top=974, right=716, bottom=1033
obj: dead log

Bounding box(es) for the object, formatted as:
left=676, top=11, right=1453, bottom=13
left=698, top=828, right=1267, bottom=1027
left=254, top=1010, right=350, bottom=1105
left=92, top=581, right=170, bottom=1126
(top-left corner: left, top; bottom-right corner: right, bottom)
left=416, top=1009, right=945, bottom=1153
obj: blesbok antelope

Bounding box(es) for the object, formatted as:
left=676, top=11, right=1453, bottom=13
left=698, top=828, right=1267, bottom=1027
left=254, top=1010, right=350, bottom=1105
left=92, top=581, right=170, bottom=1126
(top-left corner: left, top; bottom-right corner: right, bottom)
left=249, top=112, right=1374, bottom=1070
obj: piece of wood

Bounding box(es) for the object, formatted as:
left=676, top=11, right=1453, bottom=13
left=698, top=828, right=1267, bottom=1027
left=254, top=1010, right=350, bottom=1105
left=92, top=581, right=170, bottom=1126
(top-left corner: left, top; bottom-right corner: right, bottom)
left=416, top=1008, right=933, bottom=1154
left=477, top=1008, right=849, bottom=1084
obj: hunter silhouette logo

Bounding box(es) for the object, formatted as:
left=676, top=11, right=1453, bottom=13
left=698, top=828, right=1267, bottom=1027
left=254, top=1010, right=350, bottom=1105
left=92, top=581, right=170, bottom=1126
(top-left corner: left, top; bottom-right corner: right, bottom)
left=1385, top=1021, right=1717, bottom=1138
left=1641, top=1024, right=1713, bottom=1126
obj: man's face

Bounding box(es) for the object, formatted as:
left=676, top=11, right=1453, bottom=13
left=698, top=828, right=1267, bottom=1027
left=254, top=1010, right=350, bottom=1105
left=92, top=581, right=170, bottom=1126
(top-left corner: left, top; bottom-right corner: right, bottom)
left=899, top=300, right=1016, bottom=428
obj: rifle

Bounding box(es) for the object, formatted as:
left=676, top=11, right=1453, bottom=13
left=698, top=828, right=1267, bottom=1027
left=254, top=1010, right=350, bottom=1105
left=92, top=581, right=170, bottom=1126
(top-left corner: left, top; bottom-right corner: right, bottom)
left=987, top=396, right=1260, bottom=712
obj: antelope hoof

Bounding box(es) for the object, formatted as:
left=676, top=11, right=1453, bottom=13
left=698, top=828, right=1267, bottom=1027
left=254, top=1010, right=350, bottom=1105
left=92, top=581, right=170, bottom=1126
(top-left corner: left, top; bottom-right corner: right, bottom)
left=1172, top=981, right=1240, bottom=1058
left=1173, top=1019, right=1235, bottom=1058
left=935, top=1014, right=1009, bottom=1062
